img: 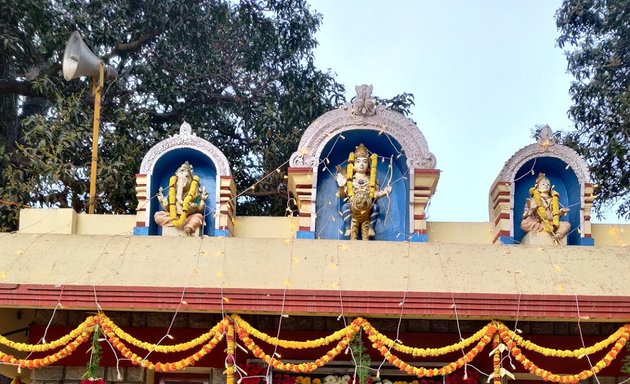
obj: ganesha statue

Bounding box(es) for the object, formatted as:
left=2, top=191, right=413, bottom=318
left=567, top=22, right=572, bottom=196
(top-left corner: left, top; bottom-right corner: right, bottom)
left=155, top=161, right=209, bottom=236
left=336, top=144, right=391, bottom=240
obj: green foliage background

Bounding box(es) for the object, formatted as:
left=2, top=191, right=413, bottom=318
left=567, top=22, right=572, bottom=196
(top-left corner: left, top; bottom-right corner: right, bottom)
left=556, top=0, right=630, bottom=219
left=0, top=0, right=413, bottom=231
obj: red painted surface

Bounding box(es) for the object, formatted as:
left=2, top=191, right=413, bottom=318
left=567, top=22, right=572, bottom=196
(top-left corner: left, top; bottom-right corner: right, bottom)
left=2, top=284, right=630, bottom=321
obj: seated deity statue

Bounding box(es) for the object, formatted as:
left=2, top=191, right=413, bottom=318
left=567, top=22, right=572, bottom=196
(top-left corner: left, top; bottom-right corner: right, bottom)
left=521, top=173, right=570, bottom=243
left=335, top=144, right=391, bottom=240
left=155, top=161, right=209, bottom=236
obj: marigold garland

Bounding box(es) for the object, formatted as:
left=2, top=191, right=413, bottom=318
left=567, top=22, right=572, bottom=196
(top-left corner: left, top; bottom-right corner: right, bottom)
left=1, top=313, right=628, bottom=379
left=0, top=330, right=92, bottom=369
left=101, top=319, right=228, bottom=372
left=491, top=334, right=501, bottom=384
left=499, top=323, right=630, bottom=358
left=234, top=321, right=356, bottom=373
left=169, top=175, right=200, bottom=228
left=0, top=316, right=97, bottom=352
left=361, top=321, right=489, bottom=357
left=369, top=324, right=496, bottom=378
left=232, top=314, right=356, bottom=349
left=500, top=327, right=629, bottom=384
left=530, top=188, right=560, bottom=233
left=102, top=314, right=224, bottom=353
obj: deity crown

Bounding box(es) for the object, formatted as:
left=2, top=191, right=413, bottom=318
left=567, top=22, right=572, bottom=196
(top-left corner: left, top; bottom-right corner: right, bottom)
left=354, top=143, right=369, bottom=159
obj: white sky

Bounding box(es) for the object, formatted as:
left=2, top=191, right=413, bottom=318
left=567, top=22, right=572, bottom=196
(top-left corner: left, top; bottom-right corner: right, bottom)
left=310, top=0, right=624, bottom=223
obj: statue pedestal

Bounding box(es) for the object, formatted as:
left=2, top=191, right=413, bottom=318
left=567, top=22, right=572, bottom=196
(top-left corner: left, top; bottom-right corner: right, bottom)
left=161, top=226, right=202, bottom=237
left=521, top=232, right=567, bottom=246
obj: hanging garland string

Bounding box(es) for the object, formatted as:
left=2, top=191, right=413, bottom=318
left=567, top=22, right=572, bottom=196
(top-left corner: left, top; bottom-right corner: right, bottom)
left=1, top=313, right=628, bottom=380
left=101, top=314, right=225, bottom=353
left=231, top=314, right=355, bottom=349
left=499, top=322, right=630, bottom=358
left=234, top=319, right=357, bottom=373
left=0, top=316, right=98, bottom=352
left=499, top=324, right=629, bottom=384
left=361, top=320, right=490, bottom=357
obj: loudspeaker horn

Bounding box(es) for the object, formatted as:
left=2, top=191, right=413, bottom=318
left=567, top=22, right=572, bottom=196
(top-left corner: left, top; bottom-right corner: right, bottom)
left=62, top=31, right=117, bottom=81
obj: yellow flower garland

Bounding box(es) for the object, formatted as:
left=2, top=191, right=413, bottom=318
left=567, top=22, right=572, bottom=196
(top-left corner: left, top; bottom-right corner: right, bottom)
left=1, top=314, right=629, bottom=378
left=102, top=314, right=225, bottom=353
left=530, top=188, right=560, bottom=233
left=500, top=323, right=629, bottom=358
left=235, top=322, right=355, bottom=373
left=501, top=327, right=629, bottom=384
left=362, top=321, right=489, bottom=357
left=0, top=316, right=97, bottom=352
left=169, top=175, right=200, bottom=228
left=369, top=154, right=378, bottom=198
left=232, top=314, right=356, bottom=348
left=346, top=153, right=354, bottom=197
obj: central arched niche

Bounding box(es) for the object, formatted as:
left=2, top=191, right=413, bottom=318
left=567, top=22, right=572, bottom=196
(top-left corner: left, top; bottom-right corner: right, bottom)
left=315, top=129, right=409, bottom=240
left=288, top=84, right=439, bottom=242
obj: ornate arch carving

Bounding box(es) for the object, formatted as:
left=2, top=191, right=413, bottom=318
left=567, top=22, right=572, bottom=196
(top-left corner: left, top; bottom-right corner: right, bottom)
left=140, top=122, right=231, bottom=176
left=290, top=104, right=436, bottom=170
left=497, top=143, right=591, bottom=185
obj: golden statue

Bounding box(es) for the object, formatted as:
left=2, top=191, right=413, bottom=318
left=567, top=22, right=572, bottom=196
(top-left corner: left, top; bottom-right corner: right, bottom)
left=155, top=161, right=209, bottom=235
left=336, top=144, right=391, bottom=240
left=521, top=173, right=570, bottom=243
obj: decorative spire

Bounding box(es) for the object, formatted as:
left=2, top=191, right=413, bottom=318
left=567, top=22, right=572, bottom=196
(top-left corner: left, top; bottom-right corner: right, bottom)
left=352, top=84, right=376, bottom=116
left=537, top=124, right=556, bottom=149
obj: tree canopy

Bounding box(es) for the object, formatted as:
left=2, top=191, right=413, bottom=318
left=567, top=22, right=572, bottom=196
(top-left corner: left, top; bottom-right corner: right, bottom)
left=556, top=0, right=630, bottom=219
left=0, top=0, right=414, bottom=231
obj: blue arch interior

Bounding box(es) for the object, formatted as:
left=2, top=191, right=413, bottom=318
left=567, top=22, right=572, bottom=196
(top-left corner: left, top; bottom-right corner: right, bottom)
left=315, top=130, right=409, bottom=240
left=149, top=148, right=217, bottom=236
left=513, top=157, right=581, bottom=245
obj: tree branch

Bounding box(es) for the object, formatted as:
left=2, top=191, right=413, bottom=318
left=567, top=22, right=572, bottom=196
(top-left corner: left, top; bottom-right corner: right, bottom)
left=103, top=30, right=161, bottom=60
left=0, top=79, right=37, bottom=97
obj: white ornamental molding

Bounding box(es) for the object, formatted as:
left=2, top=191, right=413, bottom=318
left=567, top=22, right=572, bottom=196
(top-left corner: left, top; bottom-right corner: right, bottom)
left=290, top=101, right=436, bottom=170
left=496, top=133, right=591, bottom=186
left=140, top=122, right=232, bottom=177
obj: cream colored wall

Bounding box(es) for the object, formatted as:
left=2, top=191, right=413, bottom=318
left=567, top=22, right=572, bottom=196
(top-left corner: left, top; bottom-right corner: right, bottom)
left=2, top=233, right=629, bottom=298
left=18, top=209, right=629, bottom=245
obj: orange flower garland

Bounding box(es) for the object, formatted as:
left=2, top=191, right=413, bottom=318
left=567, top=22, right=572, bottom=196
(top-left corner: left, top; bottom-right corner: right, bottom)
left=0, top=316, right=97, bottom=352
left=491, top=334, right=501, bottom=384
left=232, top=314, right=357, bottom=349
left=361, top=320, right=489, bottom=357
left=234, top=321, right=356, bottom=373
left=498, top=322, right=630, bottom=358
left=0, top=313, right=628, bottom=380
left=101, top=319, right=228, bottom=372
left=102, top=314, right=224, bottom=353
left=368, top=323, right=496, bottom=378
left=499, top=325, right=629, bottom=384
left=0, top=326, right=94, bottom=369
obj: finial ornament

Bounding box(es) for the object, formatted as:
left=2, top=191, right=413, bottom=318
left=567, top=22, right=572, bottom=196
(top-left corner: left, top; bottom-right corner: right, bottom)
left=352, top=84, right=376, bottom=116
left=179, top=121, right=192, bottom=136
left=537, top=125, right=556, bottom=149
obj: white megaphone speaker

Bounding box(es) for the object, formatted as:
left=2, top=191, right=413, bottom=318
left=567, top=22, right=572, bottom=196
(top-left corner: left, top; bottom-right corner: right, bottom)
left=62, top=31, right=117, bottom=81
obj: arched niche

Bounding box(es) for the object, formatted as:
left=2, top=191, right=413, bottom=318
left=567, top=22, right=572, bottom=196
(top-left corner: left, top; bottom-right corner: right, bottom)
left=315, top=129, right=409, bottom=240
left=288, top=85, right=439, bottom=241
left=135, top=122, right=235, bottom=237
left=489, top=126, right=594, bottom=245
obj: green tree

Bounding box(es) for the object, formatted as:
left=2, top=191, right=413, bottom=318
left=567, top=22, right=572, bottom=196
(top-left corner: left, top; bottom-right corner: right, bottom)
left=556, top=0, right=630, bottom=219
left=0, top=0, right=414, bottom=232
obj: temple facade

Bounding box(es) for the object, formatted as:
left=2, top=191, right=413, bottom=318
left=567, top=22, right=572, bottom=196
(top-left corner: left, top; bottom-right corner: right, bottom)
left=0, top=86, right=629, bottom=384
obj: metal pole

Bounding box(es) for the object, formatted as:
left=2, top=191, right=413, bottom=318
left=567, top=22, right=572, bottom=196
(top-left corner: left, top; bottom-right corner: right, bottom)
left=88, top=63, right=104, bottom=214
